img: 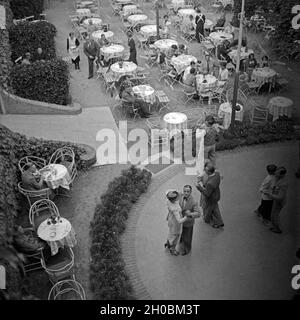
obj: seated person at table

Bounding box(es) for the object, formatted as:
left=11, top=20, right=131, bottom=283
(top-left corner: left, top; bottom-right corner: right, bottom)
left=161, top=15, right=171, bottom=38
left=218, top=62, right=229, bottom=86
left=199, top=53, right=214, bottom=74
left=87, top=19, right=97, bottom=34
left=183, top=67, right=198, bottom=94
left=183, top=60, right=198, bottom=81
left=178, top=44, right=188, bottom=55
left=21, top=52, right=31, bottom=65
left=212, top=13, right=226, bottom=32
left=230, top=33, right=247, bottom=48
left=183, top=14, right=196, bottom=34
left=246, top=53, right=258, bottom=70
left=119, top=80, right=152, bottom=118
left=166, top=45, right=178, bottom=59
left=98, top=34, right=110, bottom=47
left=217, top=40, right=231, bottom=63
left=21, top=163, right=47, bottom=191
left=260, top=55, right=270, bottom=68
left=224, top=22, right=235, bottom=36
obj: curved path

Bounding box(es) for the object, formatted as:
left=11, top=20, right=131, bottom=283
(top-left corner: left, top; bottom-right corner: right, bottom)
left=122, top=142, right=300, bottom=299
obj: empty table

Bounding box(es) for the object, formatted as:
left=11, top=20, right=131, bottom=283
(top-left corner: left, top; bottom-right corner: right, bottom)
left=140, top=25, right=158, bottom=38
left=110, top=61, right=137, bottom=79
left=132, top=85, right=156, bottom=104
left=164, top=112, right=187, bottom=137
left=123, top=4, right=137, bottom=15
left=229, top=47, right=254, bottom=64
left=127, top=14, right=148, bottom=25
left=209, top=31, right=233, bottom=46
left=268, top=96, right=293, bottom=121
left=100, top=44, right=125, bottom=60
left=76, top=8, right=91, bottom=17
left=40, top=164, right=71, bottom=190
left=218, top=102, right=244, bottom=129
left=83, top=17, right=102, bottom=26
left=154, top=39, right=178, bottom=53
left=170, top=54, right=197, bottom=74
left=92, top=30, right=114, bottom=41
left=38, top=217, right=77, bottom=256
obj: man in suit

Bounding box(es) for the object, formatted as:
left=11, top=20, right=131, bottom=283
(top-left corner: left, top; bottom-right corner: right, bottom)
left=83, top=34, right=99, bottom=79
left=178, top=185, right=202, bottom=255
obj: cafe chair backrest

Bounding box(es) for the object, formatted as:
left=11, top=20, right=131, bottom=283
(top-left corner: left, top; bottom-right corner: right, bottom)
left=48, top=279, right=86, bottom=300
left=18, top=182, right=52, bottom=207
left=29, top=199, right=60, bottom=229
left=18, top=156, right=47, bottom=174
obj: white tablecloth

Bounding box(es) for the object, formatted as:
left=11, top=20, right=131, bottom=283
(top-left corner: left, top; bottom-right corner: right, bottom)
left=140, top=25, right=158, bottom=38
left=127, top=14, right=148, bottom=25
left=178, top=8, right=196, bottom=22
left=154, top=39, right=178, bottom=53
left=170, top=54, right=197, bottom=74
left=116, top=0, right=133, bottom=3
left=268, top=96, right=293, bottom=121
left=218, top=102, right=244, bottom=129
left=80, top=1, right=94, bottom=7
left=92, top=30, right=114, bottom=41
left=228, top=47, right=254, bottom=64
left=76, top=8, right=91, bottom=17
left=251, top=67, right=277, bottom=86
left=196, top=74, right=218, bottom=92
left=40, top=164, right=71, bottom=190
left=123, top=4, right=137, bottom=15
left=132, top=85, right=156, bottom=104
left=209, top=31, right=233, bottom=46
left=83, top=17, right=102, bottom=26
left=164, top=112, right=187, bottom=136
left=110, top=61, right=137, bottom=79
left=100, top=44, right=125, bottom=60
left=172, top=0, right=185, bottom=11
left=219, top=0, right=233, bottom=6
left=37, top=217, right=77, bottom=256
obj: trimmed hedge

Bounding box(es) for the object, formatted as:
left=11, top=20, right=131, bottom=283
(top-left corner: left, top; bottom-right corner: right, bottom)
left=9, top=21, right=57, bottom=63
left=90, top=166, right=152, bottom=300
left=10, top=0, right=44, bottom=20
left=11, top=59, right=70, bottom=105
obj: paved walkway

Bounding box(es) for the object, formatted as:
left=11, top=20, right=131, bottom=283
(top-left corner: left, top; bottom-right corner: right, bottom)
left=122, top=142, right=300, bottom=299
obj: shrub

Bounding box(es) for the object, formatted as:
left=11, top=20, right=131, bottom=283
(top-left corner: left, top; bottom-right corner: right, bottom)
left=9, top=21, right=56, bottom=62
left=10, top=0, right=44, bottom=20
left=11, top=59, right=70, bottom=105
left=90, top=166, right=152, bottom=300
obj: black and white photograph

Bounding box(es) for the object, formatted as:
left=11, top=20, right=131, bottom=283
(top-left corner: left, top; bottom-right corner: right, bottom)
left=0, top=0, right=300, bottom=308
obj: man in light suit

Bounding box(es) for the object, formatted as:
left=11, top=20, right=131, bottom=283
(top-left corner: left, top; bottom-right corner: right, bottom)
left=83, top=34, right=99, bottom=79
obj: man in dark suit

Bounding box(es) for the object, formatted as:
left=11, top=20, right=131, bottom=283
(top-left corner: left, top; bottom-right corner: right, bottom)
left=83, top=34, right=99, bottom=79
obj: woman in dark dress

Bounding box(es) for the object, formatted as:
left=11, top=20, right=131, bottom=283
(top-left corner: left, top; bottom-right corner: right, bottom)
left=127, top=31, right=137, bottom=65
left=195, top=8, right=205, bottom=43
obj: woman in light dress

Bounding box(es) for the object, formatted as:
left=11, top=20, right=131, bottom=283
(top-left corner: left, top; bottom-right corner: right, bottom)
left=67, top=32, right=80, bottom=70
left=165, top=190, right=188, bottom=255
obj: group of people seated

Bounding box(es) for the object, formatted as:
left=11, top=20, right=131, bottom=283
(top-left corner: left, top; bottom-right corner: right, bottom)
left=19, top=47, right=46, bottom=65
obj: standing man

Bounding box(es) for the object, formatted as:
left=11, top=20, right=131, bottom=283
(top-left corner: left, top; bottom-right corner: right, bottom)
left=266, top=167, right=288, bottom=234
left=195, top=162, right=224, bottom=229
left=83, top=34, right=99, bottom=79
left=195, top=8, right=205, bottom=43
left=127, top=31, right=137, bottom=65
left=178, top=185, right=202, bottom=255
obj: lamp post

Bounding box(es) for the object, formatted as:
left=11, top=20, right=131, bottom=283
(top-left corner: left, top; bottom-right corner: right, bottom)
left=155, top=0, right=160, bottom=39
left=229, top=0, right=245, bottom=131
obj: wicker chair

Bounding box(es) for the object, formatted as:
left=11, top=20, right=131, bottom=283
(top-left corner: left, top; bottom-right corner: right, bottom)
left=18, top=182, right=52, bottom=207
left=18, top=156, right=47, bottom=174
left=48, top=279, right=86, bottom=300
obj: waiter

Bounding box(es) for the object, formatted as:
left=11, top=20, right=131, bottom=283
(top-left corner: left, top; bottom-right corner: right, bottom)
left=195, top=7, right=205, bottom=43
left=127, top=31, right=137, bottom=65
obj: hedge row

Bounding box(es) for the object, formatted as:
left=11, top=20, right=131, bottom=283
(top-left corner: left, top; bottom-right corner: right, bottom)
left=9, top=20, right=57, bottom=63
left=10, top=0, right=44, bottom=20
left=11, top=59, right=70, bottom=105
left=90, top=166, right=152, bottom=300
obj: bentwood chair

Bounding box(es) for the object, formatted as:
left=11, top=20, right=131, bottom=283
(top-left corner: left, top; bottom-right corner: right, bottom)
left=18, top=182, right=52, bottom=207
left=48, top=279, right=86, bottom=300
left=18, top=156, right=47, bottom=174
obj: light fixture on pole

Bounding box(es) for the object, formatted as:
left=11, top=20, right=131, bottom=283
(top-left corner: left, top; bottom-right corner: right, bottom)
left=229, top=0, right=245, bottom=131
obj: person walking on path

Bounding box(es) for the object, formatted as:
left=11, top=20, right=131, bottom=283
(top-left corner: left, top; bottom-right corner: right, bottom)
left=127, top=31, right=137, bottom=65
left=254, top=164, right=277, bottom=226
left=67, top=32, right=80, bottom=70
left=295, top=142, right=300, bottom=178
left=83, top=34, right=99, bottom=79
left=178, top=185, right=202, bottom=256
left=195, top=162, right=224, bottom=228
left=165, top=190, right=188, bottom=256
left=265, top=167, right=288, bottom=234
left=195, top=8, right=205, bottom=43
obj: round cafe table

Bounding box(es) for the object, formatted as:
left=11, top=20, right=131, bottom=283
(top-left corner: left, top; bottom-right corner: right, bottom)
left=123, top=4, right=137, bottom=15
left=268, top=96, right=293, bottom=121
left=127, top=14, right=148, bottom=25
left=178, top=8, right=196, bottom=22
left=116, top=0, right=134, bottom=3
left=172, top=0, right=185, bottom=11
left=132, top=85, right=156, bottom=104
left=229, top=47, right=254, bottom=64
left=196, top=74, right=218, bottom=92
left=163, top=112, right=187, bottom=136
left=40, top=164, right=71, bottom=190
left=76, top=8, right=91, bottom=17
left=80, top=1, right=94, bottom=7
left=92, top=30, right=114, bottom=42
left=110, top=61, right=137, bottom=80
left=37, top=217, right=77, bottom=256
left=218, top=102, right=244, bottom=129
left=100, top=44, right=124, bottom=60
left=251, top=67, right=277, bottom=91
left=154, top=39, right=178, bottom=53
left=209, top=31, right=233, bottom=46
left=170, top=54, right=197, bottom=75
left=140, top=25, right=158, bottom=38
left=83, top=17, right=102, bottom=27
